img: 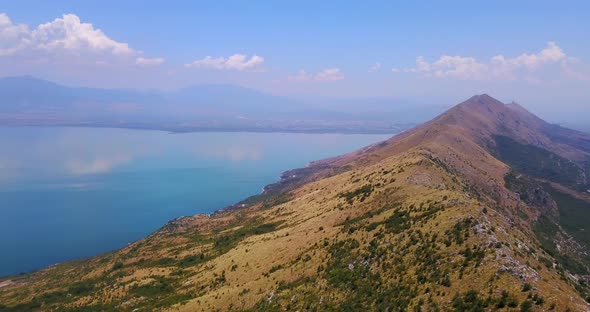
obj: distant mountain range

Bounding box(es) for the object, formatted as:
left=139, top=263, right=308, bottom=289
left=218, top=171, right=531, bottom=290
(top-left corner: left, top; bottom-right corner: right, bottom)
left=0, top=76, right=448, bottom=133
left=2, top=94, right=590, bottom=311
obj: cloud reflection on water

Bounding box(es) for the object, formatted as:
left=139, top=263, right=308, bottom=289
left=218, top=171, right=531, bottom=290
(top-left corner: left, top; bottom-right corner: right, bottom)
left=0, top=127, right=391, bottom=184
left=65, top=155, right=134, bottom=175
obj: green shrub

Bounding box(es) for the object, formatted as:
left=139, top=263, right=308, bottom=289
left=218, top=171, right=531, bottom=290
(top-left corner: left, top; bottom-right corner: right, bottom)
left=520, top=300, right=533, bottom=312
left=522, top=283, right=532, bottom=292
left=338, top=184, right=374, bottom=204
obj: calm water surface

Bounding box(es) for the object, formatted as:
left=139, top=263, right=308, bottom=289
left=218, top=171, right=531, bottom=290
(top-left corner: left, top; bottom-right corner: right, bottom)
left=0, top=127, right=389, bottom=276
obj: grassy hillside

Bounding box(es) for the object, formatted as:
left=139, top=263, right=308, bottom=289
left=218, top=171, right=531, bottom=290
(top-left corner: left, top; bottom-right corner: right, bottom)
left=2, top=95, right=590, bottom=311
left=1, top=150, right=588, bottom=311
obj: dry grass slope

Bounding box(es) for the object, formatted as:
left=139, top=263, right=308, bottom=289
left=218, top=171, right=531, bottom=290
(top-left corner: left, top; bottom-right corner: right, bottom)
left=1, top=94, right=590, bottom=311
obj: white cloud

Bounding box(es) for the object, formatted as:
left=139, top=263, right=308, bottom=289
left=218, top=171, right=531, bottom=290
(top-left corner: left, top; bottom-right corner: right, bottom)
left=0, top=12, right=165, bottom=71
left=492, top=41, right=565, bottom=70
left=0, top=13, right=133, bottom=56
left=32, top=14, right=133, bottom=55
left=316, top=68, right=344, bottom=81
left=369, top=62, right=381, bottom=72
left=0, top=13, right=29, bottom=56
left=287, top=68, right=344, bottom=82
left=185, top=54, right=264, bottom=71
left=287, top=70, right=313, bottom=81
left=393, top=42, right=579, bottom=81
left=136, top=57, right=164, bottom=67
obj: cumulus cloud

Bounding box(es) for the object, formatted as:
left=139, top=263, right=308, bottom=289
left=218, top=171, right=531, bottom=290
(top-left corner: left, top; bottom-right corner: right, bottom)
left=184, top=54, right=264, bottom=71
left=369, top=62, right=381, bottom=72
left=0, top=13, right=132, bottom=56
left=0, top=13, right=29, bottom=56
left=135, top=57, right=164, bottom=67
left=0, top=12, right=163, bottom=68
left=287, top=68, right=344, bottom=82
left=392, top=42, right=582, bottom=81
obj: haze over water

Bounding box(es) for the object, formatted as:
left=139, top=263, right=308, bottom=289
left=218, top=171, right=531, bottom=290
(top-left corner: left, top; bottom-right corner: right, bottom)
left=0, top=127, right=389, bottom=277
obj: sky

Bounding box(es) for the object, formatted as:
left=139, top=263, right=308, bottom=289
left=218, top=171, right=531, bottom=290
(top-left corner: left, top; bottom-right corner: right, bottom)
left=0, top=0, right=589, bottom=121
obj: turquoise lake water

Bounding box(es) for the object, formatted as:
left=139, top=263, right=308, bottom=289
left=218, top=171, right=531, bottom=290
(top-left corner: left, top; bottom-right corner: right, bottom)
left=0, top=127, right=390, bottom=277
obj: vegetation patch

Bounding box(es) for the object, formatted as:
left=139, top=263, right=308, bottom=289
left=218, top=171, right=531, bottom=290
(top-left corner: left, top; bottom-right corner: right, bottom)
left=214, top=222, right=279, bottom=254
left=130, top=277, right=174, bottom=297
left=451, top=290, right=491, bottom=311
left=494, top=135, right=585, bottom=190
left=504, top=170, right=552, bottom=210
left=533, top=214, right=589, bottom=276
left=445, top=218, right=475, bottom=246
left=177, top=253, right=207, bottom=267
left=543, top=183, right=590, bottom=248
left=338, top=184, right=374, bottom=204
left=323, top=238, right=416, bottom=310
left=383, top=210, right=411, bottom=233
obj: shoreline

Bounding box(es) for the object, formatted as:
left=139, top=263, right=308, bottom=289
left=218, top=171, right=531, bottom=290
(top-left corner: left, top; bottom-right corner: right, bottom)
left=0, top=122, right=404, bottom=135
left=0, top=131, right=389, bottom=279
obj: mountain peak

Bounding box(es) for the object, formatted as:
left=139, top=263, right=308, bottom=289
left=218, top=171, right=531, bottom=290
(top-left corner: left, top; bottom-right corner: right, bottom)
left=457, top=93, right=505, bottom=110
left=433, top=94, right=543, bottom=136
left=467, top=93, right=496, bottom=102
left=506, top=100, right=531, bottom=114
left=2, top=92, right=590, bottom=311
left=370, top=94, right=585, bottom=169
left=431, top=94, right=510, bottom=131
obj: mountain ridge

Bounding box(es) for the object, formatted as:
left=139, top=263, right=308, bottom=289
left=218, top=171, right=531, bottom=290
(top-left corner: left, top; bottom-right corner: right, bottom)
left=1, top=94, right=590, bottom=311
left=0, top=76, right=448, bottom=134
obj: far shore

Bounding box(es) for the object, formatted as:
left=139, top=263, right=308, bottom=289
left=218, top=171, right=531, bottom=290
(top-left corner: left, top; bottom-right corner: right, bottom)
left=0, top=120, right=407, bottom=135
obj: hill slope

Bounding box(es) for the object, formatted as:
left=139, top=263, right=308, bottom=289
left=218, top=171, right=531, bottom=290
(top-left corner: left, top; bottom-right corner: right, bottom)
left=1, top=94, right=590, bottom=311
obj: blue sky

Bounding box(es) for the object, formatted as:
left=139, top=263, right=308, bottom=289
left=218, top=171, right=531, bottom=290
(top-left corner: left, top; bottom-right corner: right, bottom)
left=1, top=0, right=589, bottom=120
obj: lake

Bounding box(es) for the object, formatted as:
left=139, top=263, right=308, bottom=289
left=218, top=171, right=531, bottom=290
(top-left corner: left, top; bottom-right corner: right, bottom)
left=0, top=127, right=390, bottom=277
